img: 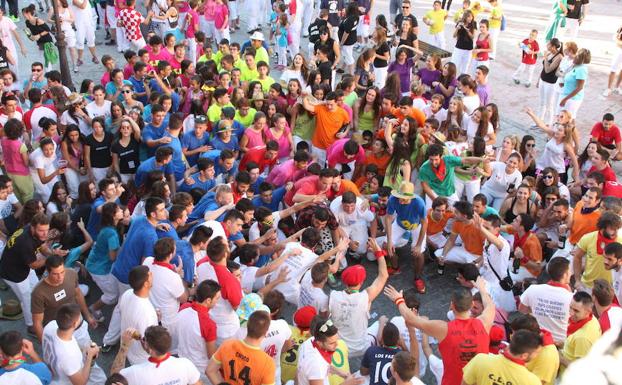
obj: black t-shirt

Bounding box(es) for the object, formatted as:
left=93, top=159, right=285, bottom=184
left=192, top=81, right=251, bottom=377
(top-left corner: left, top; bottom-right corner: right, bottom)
left=321, top=0, right=345, bottom=27
left=338, top=15, right=359, bottom=46
left=111, top=137, right=140, bottom=174
left=395, top=13, right=418, bottom=29
left=0, top=46, right=9, bottom=71
left=396, top=33, right=418, bottom=58
left=0, top=226, right=43, bottom=283
left=318, top=61, right=333, bottom=86
left=315, top=38, right=337, bottom=64
left=361, top=346, right=401, bottom=385
left=308, top=18, right=328, bottom=44
left=455, top=21, right=477, bottom=50
left=86, top=132, right=113, bottom=168
left=566, top=0, right=589, bottom=20
left=373, top=42, right=390, bottom=68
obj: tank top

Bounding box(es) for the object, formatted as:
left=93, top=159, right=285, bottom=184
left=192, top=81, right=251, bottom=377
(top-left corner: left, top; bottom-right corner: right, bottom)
left=264, top=126, right=292, bottom=159
left=504, top=197, right=533, bottom=224
left=358, top=108, right=375, bottom=132
left=59, top=8, right=73, bottom=32
left=537, top=138, right=566, bottom=174
left=328, top=290, right=370, bottom=356
left=25, top=19, right=54, bottom=48
left=243, top=127, right=265, bottom=149
left=540, top=52, right=561, bottom=84
left=475, top=35, right=490, bottom=61
left=0, top=138, right=29, bottom=175
left=438, top=318, right=489, bottom=385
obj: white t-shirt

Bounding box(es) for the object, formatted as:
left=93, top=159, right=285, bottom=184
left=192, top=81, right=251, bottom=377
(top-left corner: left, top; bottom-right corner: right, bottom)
left=423, top=106, right=448, bottom=123
left=238, top=263, right=260, bottom=293
left=196, top=220, right=226, bottom=242
left=0, top=193, right=17, bottom=219
left=612, top=267, right=622, bottom=306
left=26, top=105, right=57, bottom=142
left=297, top=338, right=330, bottom=385
left=236, top=318, right=292, bottom=370
left=329, top=196, right=375, bottom=228
left=120, top=355, right=200, bottom=385
left=465, top=118, right=494, bottom=143
left=42, top=322, right=83, bottom=385
left=481, top=237, right=516, bottom=313
left=143, top=258, right=185, bottom=338
left=389, top=316, right=429, bottom=378
left=298, top=270, right=328, bottom=313
left=603, top=306, right=622, bottom=332
left=482, top=161, right=523, bottom=197
left=329, top=290, right=370, bottom=356
left=118, top=289, right=159, bottom=365
left=176, top=306, right=212, bottom=373
left=249, top=211, right=282, bottom=242
left=520, top=283, right=573, bottom=343
left=269, top=242, right=320, bottom=305
left=60, top=110, right=92, bottom=137
left=280, top=69, right=307, bottom=89
left=0, top=366, right=45, bottom=385
left=29, top=148, right=58, bottom=201
left=462, top=94, right=480, bottom=115
left=86, top=100, right=112, bottom=120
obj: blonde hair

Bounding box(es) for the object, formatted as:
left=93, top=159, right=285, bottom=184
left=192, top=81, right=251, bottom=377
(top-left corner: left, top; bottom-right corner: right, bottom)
left=563, top=41, right=578, bottom=56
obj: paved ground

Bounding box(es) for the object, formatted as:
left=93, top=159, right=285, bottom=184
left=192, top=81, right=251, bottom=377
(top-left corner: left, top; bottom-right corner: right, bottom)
left=1, top=0, right=621, bottom=383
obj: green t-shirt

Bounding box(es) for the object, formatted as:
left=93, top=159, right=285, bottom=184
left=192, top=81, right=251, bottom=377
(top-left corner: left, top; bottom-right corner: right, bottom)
left=258, top=76, right=276, bottom=93
left=207, top=102, right=234, bottom=123
left=240, top=64, right=259, bottom=82
left=419, top=155, right=463, bottom=196
left=344, top=91, right=358, bottom=108
left=235, top=108, right=257, bottom=128
left=255, top=47, right=270, bottom=67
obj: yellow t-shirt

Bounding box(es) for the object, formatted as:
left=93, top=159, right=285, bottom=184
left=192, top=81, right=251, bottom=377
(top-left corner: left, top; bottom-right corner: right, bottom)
left=328, top=340, right=350, bottom=385
left=489, top=6, right=503, bottom=29
left=240, top=64, right=260, bottom=82
left=577, top=231, right=618, bottom=287
left=463, top=353, right=541, bottom=385
left=258, top=77, right=276, bottom=93
left=526, top=344, right=559, bottom=385
left=280, top=327, right=311, bottom=384
left=207, top=102, right=235, bottom=123
left=424, top=9, right=448, bottom=34
left=561, top=317, right=601, bottom=371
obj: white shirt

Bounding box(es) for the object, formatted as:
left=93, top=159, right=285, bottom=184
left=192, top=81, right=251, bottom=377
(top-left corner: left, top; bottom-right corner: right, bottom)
left=520, top=283, right=572, bottom=343
left=462, top=94, right=480, bottom=115
left=26, top=105, right=57, bottom=142
left=605, top=306, right=622, bottom=332
left=465, top=118, right=494, bottom=143
left=423, top=105, right=448, bottom=123
left=280, top=69, right=307, bottom=89
left=176, top=305, right=213, bottom=373
left=329, top=196, right=375, bottom=228
left=143, top=258, right=185, bottom=340
left=297, top=338, right=330, bottom=385
left=60, top=110, right=92, bottom=137
left=0, top=193, right=17, bottom=219
left=481, top=236, right=516, bottom=313
left=389, top=316, right=429, bottom=378
left=0, top=367, right=44, bottom=385
left=29, top=148, right=58, bottom=201
left=482, top=161, right=523, bottom=197
left=42, top=322, right=83, bottom=385
left=196, top=220, right=226, bottom=242
left=86, top=100, right=112, bottom=120
left=236, top=318, right=292, bottom=370
left=249, top=211, right=282, bottom=242
left=612, top=267, right=622, bottom=306
left=298, top=270, right=328, bottom=313
left=329, top=290, right=370, bottom=356
left=238, top=263, right=260, bottom=293
left=120, top=355, right=200, bottom=385
left=118, top=289, right=159, bottom=365
left=268, top=242, right=320, bottom=305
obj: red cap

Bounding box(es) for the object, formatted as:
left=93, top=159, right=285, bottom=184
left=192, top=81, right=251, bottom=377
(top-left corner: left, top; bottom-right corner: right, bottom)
left=294, top=306, right=317, bottom=330
left=341, top=265, right=367, bottom=286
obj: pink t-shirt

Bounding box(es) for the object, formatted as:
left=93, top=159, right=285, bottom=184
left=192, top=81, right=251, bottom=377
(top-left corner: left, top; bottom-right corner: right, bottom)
left=326, top=138, right=365, bottom=168
left=185, top=9, right=199, bottom=38
left=266, top=159, right=309, bottom=186
left=0, top=138, right=29, bottom=175
left=203, top=0, right=217, bottom=21
left=243, top=127, right=265, bottom=150
left=264, top=125, right=292, bottom=159
left=213, top=3, right=228, bottom=29
left=147, top=47, right=173, bottom=68
left=123, top=63, right=133, bottom=80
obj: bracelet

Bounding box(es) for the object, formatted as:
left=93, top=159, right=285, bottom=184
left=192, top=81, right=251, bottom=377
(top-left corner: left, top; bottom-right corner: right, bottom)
left=394, top=297, right=405, bottom=306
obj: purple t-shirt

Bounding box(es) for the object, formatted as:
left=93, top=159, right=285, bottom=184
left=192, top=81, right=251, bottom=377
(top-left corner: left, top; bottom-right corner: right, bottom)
left=434, top=78, right=458, bottom=108
left=418, top=68, right=441, bottom=98
left=388, top=58, right=416, bottom=93
left=477, top=84, right=491, bottom=106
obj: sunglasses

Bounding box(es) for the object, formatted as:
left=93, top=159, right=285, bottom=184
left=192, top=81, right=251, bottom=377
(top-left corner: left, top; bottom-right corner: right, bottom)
left=122, top=90, right=132, bottom=94
left=402, top=6, right=410, bottom=8
left=319, top=319, right=334, bottom=333
left=542, top=175, right=554, bottom=180
left=526, top=143, right=535, bottom=147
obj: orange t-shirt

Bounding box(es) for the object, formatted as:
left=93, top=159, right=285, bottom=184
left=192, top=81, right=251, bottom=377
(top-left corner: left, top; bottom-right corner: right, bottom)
left=427, top=209, right=454, bottom=235
left=569, top=201, right=600, bottom=245
left=311, top=104, right=350, bottom=150
left=364, top=151, right=391, bottom=176
left=391, top=106, right=426, bottom=128
left=452, top=220, right=485, bottom=256
left=504, top=227, right=543, bottom=277
left=213, top=339, right=276, bottom=385
left=328, top=179, right=361, bottom=200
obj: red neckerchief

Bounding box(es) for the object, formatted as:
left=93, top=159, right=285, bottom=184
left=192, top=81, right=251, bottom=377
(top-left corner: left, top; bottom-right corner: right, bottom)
left=547, top=280, right=571, bottom=292
left=190, top=301, right=209, bottom=315
left=597, top=232, right=616, bottom=254
left=540, top=329, right=554, bottom=346
left=312, top=340, right=334, bottom=364
left=220, top=222, right=231, bottom=238
left=196, top=256, right=211, bottom=267
left=148, top=353, right=171, bottom=368
left=230, top=183, right=243, bottom=203
left=599, top=304, right=621, bottom=332
left=513, top=231, right=533, bottom=263
left=431, top=158, right=447, bottom=182
left=502, top=350, right=526, bottom=366
left=153, top=261, right=176, bottom=272
left=567, top=314, right=593, bottom=336
left=1, top=355, right=26, bottom=367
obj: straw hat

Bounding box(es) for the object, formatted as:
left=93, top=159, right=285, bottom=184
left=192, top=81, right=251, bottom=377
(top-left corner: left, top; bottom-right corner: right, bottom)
left=66, top=92, right=83, bottom=106
left=391, top=181, right=417, bottom=200
left=0, top=299, right=23, bottom=320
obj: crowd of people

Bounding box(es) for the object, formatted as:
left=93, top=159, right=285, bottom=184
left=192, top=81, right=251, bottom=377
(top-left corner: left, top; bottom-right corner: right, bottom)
left=0, top=0, right=622, bottom=385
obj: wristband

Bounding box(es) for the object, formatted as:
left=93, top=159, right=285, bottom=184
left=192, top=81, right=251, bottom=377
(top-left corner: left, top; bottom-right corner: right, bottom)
left=374, top=250, right=387, bottom=259
left=394, top=297, right=405, bottom=306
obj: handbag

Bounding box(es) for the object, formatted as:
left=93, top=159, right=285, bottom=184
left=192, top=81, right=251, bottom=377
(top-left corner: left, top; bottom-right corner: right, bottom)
left=487, top=254, right=513, bottom=292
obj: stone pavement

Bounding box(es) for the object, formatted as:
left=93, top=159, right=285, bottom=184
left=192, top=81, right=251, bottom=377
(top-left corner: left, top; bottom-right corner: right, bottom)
left=1, top=0, right=620, bottom=382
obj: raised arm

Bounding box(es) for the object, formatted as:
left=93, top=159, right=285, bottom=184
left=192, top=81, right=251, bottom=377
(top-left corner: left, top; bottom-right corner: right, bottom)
left=365, top=239, right=389, bottom=303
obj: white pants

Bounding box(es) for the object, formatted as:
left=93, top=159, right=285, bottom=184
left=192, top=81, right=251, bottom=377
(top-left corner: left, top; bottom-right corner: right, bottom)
left=5, top=269, right=38, bottom=326
left=563, top=18, right=580, bottom=40
left=487, top=279, right=517, bottom=312
left=91, top=273, right=120, bottom=305
left=214, top=26, right=231, bottom=44
left=480, top=185, right=506, bottom=211
left=348, top=321, right=380, bottom=358
left=509, top=266, right=536, bottom=284
left=558, top=97, right=583, bottom=118
left=187, top=37, right=197, bottom=64
left=102, top=279, right=132, bottom=346
left=75, top=17, right=96, bottom=50
left=538, top=81, right=557, bottom=126
left=229, top=0, right=238, bottom=21
left=610, top=46, right=622, bottom=73
left=453, top=176, right=480, bottom=202
left=129, top=37, right=147, bottom=51
left=489, top=27, right=500, bottom=59
left=116, top=27, right=131, bottom=52
left=374, top=66, right=388, bottom=88
left=435, top=246, right=479, bottom=264
left=92, top=167, right=108, bottom=185
left=62, top=27, right=77, bottom=49
left=201, top=19, right=217, bottom=40
left=451, top=47, right=472, bottom=75
left=301, top=0, right=314, bottom=34
left=343, top=221, right=370, bottom=255
left=277, top=45, right=288, bottom=66
left=373, top=221, right=426, bottom=260
left=428, top=232, right=449, bottom=249
left=432, top=32, right=446, bottom=50
left=311, top=145, right=327, bottom=167
left=334, top=160, right=355, bottom=180
left=289, top=22, right=302, bottom=59
left=246, top=0, right=261, bottom=31
left=425, top=192, right=459, bottom=211
left=64, top=168, right=87, bottom=200
left=471, top=59, right=490, bottom=76
left=513, top=63, right=536, bottom=84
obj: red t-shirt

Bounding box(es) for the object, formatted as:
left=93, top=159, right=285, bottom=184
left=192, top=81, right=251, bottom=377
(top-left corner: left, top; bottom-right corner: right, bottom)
left=521, top=38, right=539, bottom=65
left=591, top=122, right=621, bottom=147
left=589, top=165, right=617, bottom=182
left=438, top=318, right=490, bottom=385
left=284, top=175, right=320, bottom=206
left=604, top=181, right=622, bottom=198
left=239, top=147, right=277, bottom=173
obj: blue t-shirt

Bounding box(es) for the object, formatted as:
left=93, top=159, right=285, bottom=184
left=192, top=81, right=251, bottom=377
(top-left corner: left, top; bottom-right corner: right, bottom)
left=213, top=120, right=245, bottom=139
left=180, top=172, right=216, bottom=193
left=160, top=132, right=185, bottom=181
left=156, top=220, right=180, bottom=240
left=64, top=246, right=83, bottom=268
left=562, top=64, right=588, bottom=101
left=128, top=76, right=148, bottom=104
left=86, top=226, right=120, bottom=275
left=360, top=346, right=401, bottom=385
left=182, top=130, right=210, bottom=167
left=142, top=122, right=167, bottom=157
left=148, top=79, right=181, bottom=110
left=387, top=195, right=426, bottom=231
left=210, top=135, right=239, bottom=152
left=250, top=176, right=265, bottom=195
left=175, top=239, right=196, bottom=284
left=0, top=362, right=52, bottom=385
left=134, top=156, right=175, bottom=187
left=86, top=196, right=107, bottom=239
left=111, top=216, right=158, bottom=284
left=251, top=186, right=287, bottom=212
left=105, top=80, right=133, bottom=102
left=189, top=191, right=220, bottom=221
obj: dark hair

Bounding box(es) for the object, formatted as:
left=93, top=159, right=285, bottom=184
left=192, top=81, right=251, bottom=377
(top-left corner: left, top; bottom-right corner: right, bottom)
left=233, top=243, right=260, bottom=265
left=144, top=325, right=172, bottom=355
left=508, top=330, right=542, bottom=355
left=510, top=313, right=540, bottom=334
left=451, top=287, right=473, bottom=312
left=129, top=265, right=150, bottom=291
left=247, top=310, right=271, bottom=338
left=207, top=236, right=227, bottom=262
left=263, top=290, right=285, bottom=316
left=573, top=291, right=593, bottom=306
left=382, top=322, right=400, bottom=347
left=517, top=213, right=535, bottom=232
left=592, top=279, right=615, bottom=306
left=195, top=279, right=221, bottom=302
left=312, top=316, right=339, bottom=341
left=458, top=263, right=480, bottom=281
left=301, top=228, right=321, bottom=249
left=145, top=197, right=165, bottom=217
left=453, top=201, right=474, bottom=219
left=154, top=237, right=176, bottom=262
left=604, top=242, right=622, bottom=260
left=547, top=257, right=570, bottom=281
left=0, top=330, right=24, bottom=357
left=56, top=303, right=81, bottom=331
left=597, top=211, right=622, bottom=231
left=189, top=226, right=213, bottom=246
